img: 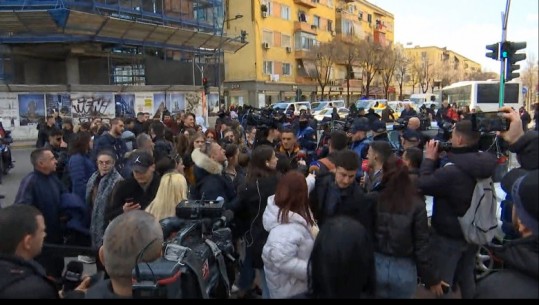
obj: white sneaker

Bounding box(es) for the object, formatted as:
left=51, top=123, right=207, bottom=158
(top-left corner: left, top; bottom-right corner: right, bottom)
left=231, top=284, right=240, bottom=293
left=77, top=255, right=96, bottom=264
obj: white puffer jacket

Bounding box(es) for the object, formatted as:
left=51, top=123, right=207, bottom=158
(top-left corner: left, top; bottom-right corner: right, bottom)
left=261, top=194, right=316, bottom=299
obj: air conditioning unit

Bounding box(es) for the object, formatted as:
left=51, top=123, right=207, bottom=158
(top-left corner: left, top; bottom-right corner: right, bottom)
left=262, top=42, right=270, bottom=49
left=262, top=11, right=268, bottom=18
left=270, top=74, right=280, bottom=82
left=285, top=46, right=292, bottom=53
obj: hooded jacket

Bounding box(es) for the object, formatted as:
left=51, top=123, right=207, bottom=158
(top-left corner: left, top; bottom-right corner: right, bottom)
left=262, top=195, right=315, bottom=299
left=190, top=148, right=234, bottom=202
left=0, top=255, right=59, bottom=299
left=418, top=148, right=498, bottom=239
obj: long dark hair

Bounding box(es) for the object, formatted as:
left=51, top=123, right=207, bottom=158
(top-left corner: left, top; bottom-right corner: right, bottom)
left=378, top=154, right=417, bottom=213
left=246, top=144, right=276, bottom=181
left=274, top=171, right=314, bottom=227
left=68, top=131, right=92, bottom=156
left=308, top=216, right=375, bottom=298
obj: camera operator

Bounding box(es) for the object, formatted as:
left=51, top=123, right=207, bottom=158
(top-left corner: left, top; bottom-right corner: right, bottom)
left=417, top=120, right=498, bottom=299
left=474, top=106, right=538, bottom=299
left=254, top=122, right=280, bottom=149
left=371, top=121, right=390, bottom=143
left=85, top=210, right=163, bottom=298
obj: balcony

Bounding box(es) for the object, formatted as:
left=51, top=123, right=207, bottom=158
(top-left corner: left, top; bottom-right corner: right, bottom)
left=294, top=49, right=311, bottom=59
left=294, top=0, right=317, bottom=9
left=294, top=21, right=318, bottom=35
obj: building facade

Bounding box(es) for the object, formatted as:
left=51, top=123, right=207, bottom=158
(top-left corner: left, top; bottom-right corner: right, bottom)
left=403, top=45, right=482, bottom=97
left=224, top=0, right=394, bottom=107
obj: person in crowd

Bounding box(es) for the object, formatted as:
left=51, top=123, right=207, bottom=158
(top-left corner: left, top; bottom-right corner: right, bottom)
left=533, top=103, right=539, bottom=131
left=296, top=114, right=317, bottom=157
left=105, top=151, right=160, bottom=224
left=183, top=131, right=206, bottom=186
left=85, top=210, right=163, bottom=298
left=145, top=172, right=188, bottom=221
left=149, top=121, right=174, bottom=163
left=45, top=128, right=69, bottom=184
left=0, top=205, right=60, bottom=298
left=363, top=141, right=393, bottom=193
left=365, top=108, right=381, bottom=125
left=309, top=149, right=375, bottom=236
left=381, top=104, right=395, bottom=122
left=369, top=153, right=445, bottom=298
left=474, top=105, right=538, bottom=299
left=400, top=104, right=418, bottom=120
left=407, top=117, right=421, bottom=131
left=93, top=118, right=128, bottom=174
left=14, top=148, right=66, bottom=279
left=181, top=112, right=196, bottom=134
left=190, top=141, right=234, bottom=202
left=87, top=150, right=123, bottom=269
left=228, top=145, right=280, bottom=299
left=62, top=118, right=75, bottom=146
left=402, top=147, right=423, bottom=188
left=262, top=171, right=317, bottom=299
left=122, top=133, right=154, bottom=178
left=436, top=100, right=459, bottom=124
left=205, top=128, right=218, bottom=143
left=519, top=106, right=531, bottom=131
left=121, top=118, right=136, bottom=152
left=417, top=120, right=498, bottom=299
left=400, top=129, right=423, bottom=154
left=254, top=123, right=280, bottom=148
left=349, top=118, right=371, bottom=178
left=133, top=112, right=146, bottom=136
left=275, top=128, right=304, bottom=174
left=244, top=126, right=257, bottom=155
left=309, top=130, right=348, bottom=176
left=371, top=121, right=389, bottom=142
left=224, top=143, right=242, bottom=191
left=68, top=131, right=96, bottom=203
left=36, top=115, right=56, bottom=148
left=293, top=216, right=376, bottom=299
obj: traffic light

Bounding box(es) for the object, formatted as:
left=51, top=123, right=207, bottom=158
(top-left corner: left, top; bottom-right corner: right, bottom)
left=202, top=77, right=209, bottom=95
left=502, top=41, right=527, bottom=81
left=485, top=43, right=500, bottom=61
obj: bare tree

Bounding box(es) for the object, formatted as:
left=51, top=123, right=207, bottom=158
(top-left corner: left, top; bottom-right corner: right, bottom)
left=308, top=40, right=340, bottom=100
left=379, top=45, right=397, bottom=100
left=357, top=39, right=383, bottom=98
left=416, top=56, right=432, bottom=94
left=393, top=45, right=410, bottom=100
left=334, top=37, right=361, bottom=106
left=521, top=54, right=538, bottom=110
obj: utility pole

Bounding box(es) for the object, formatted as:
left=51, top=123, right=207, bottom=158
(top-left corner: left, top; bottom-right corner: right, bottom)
left=499, top=0, right=511, bottom=108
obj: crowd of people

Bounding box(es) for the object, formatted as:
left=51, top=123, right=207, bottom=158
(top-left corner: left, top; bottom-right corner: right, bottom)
left=0, top=101, right=537, bottom=299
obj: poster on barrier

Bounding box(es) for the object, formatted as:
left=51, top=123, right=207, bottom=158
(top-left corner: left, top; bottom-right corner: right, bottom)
left=45, top=93, right=72, bottom=119
left=153, top=93, right=168, bottom=118
left=114, top=93, right=136, bottom=118
left=0, top=92, right=19, bottom=128
left=18, top=93, right=45, bottom=127
left=134, top=92, right=153, bottom=114
left=169, top=93, right=185, bottom=114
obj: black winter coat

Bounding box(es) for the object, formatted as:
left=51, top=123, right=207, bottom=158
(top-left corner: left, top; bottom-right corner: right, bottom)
left=0, top=255, right=59, bottom=299
left=417, top=147, right=498, bottom=240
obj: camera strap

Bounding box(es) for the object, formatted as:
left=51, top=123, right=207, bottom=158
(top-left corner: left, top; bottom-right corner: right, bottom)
left=205, top=239, right=231, bottom=297
left=181, top=251, right=210, bottom=299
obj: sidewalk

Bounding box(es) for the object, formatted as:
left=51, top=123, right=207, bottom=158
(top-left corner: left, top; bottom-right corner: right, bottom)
left=11, top=140, right=36, bottom=149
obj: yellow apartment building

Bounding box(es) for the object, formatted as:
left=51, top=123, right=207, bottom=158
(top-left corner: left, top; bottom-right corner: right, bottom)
left=224, top=0, right=394, bottom=107
left=403, top=46, right=482, bottom=96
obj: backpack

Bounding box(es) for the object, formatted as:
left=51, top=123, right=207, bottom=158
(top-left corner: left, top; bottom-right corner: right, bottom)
left=445, top=162, right=498, bottom=245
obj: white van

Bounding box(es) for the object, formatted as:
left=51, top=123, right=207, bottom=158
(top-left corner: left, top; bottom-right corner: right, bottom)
left=270, top=101, right=311, bottom=116
left=311, top=100, right=346, bottom=115
left=409, top=93, right=439, bottom=106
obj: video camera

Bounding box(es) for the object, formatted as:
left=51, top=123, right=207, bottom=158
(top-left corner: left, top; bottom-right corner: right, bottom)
left=132, top=199, right=236, bottom=299
left=244, top=106, right=284, bottom=129
left=393, top=117, right=409, bottom=131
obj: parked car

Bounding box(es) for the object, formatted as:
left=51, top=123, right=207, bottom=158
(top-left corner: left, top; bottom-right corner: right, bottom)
left=313, top=107, right=350, bottom=121
left=270, top=101, right=311, bottom=116
left=311, top=100, right=346, bottom=116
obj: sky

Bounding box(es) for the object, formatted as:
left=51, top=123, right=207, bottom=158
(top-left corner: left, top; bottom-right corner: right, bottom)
left=370, top=0, right=539, bottom=73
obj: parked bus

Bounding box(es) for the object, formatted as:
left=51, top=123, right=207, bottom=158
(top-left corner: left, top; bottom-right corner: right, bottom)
left=441, top=80, right=523, bottom=112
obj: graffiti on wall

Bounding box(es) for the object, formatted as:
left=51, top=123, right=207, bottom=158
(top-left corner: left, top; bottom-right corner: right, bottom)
left=18, top=94, right=45, bottom=126
left=71, top=93, right=114, bottom=124
left=185, top=92, right=201, bottom=115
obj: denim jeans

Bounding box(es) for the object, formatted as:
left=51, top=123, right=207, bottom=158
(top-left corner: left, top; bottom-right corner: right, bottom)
left=430, top=230, right=479, bottom=299
left=257, top=267, right=270, bottom=299
left=237, top=246, right=255, bottom=292
left=374, top=252, right=417, bottom=299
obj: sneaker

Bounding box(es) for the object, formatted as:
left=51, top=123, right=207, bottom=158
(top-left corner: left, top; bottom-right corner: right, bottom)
left=77, top=255, right=96, bottom=264
left=231, top=284, right=240, bottom=293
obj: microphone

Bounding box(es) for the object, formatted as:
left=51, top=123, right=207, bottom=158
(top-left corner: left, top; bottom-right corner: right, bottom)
left=296, top=150, right=307, bottom=160
left=361, top=159, right=370, bottom=173
left=62, top=261, right=83, bottom=292
left=213, top=210, right=234, bottom=230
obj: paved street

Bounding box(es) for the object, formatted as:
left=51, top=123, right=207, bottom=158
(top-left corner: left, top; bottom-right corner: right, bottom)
left=0, top=146, right=32, bottom=208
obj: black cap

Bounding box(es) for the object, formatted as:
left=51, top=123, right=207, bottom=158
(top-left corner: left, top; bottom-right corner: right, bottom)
left=351, top=118, right=370, bottom=133
left=371, top=120, right=386, bottom=133
left=501, top=169, right=538, bottom=235
left=131, top=151, right=155, bottom=173
left=402, top=129, right=421, bottom=142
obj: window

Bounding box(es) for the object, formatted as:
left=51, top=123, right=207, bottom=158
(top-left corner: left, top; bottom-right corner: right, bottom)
left=263, top=30, right=274, bottom=45
left=263, top=61, right=273, bottom=75
left=327, top=20, right=333, bottom=32
left=282, top=63, right=291, bottom=75
left=313, top=15, right=320, bottom=28
left=342, top=20, right=354, bottom=36
left=282, top=34, right=291, bottom=48
left=262, top=0, right=273, bottom=15
left=367, top=14, right=372, bottom=23
left=112, top=64, right=145, bottom=85
left=295, top=32, right=317, bottom=50
left=281, top=5, right=290, bottom=20
left=298, top=11, right=307, bottom=22
left=327, top=0, right=334, bottom=7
